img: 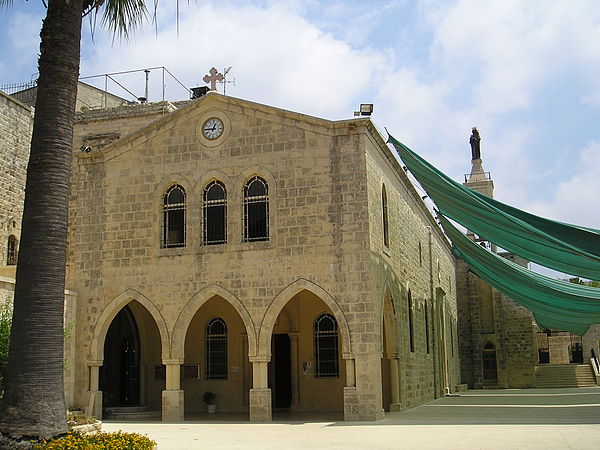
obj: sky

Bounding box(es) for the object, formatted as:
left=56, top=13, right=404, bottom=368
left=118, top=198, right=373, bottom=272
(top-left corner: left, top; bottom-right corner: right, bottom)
left=1, top=0, right=599, bottom=276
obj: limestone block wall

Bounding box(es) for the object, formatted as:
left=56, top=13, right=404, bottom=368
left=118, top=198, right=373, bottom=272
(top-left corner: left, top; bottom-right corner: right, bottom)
left=75, top=83, right=130, bottom=111
left=66, top=95, right=375, bottom=414
left=363, top=129, right=459, bottom=409
left=0, top=92, right=33, bottom=264
left=457, top=261, right=536, bottom=389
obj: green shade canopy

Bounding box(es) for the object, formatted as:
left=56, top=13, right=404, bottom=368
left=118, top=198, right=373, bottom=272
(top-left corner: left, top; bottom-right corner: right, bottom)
left=387, top=134, right=600, bottom=281
left=439, top=215, right=600, bottom=335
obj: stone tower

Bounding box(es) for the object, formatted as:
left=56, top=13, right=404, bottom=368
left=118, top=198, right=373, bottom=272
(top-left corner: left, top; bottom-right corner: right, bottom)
left=456, top=129, right=537, bottom=389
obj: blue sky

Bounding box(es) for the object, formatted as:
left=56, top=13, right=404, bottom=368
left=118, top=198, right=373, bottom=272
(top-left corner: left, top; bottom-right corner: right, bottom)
left=1, top=1, right=599, bottom=257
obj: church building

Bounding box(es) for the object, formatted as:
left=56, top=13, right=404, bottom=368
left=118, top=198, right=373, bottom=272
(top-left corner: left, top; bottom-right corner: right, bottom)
left=65, top=91, right=460, bottom=421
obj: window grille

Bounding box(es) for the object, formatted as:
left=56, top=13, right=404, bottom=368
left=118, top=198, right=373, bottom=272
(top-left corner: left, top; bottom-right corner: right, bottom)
left=408, top=290, right=414, bottom=353
left=203, top=180, right=227, bottom=245
left=162, top=184, right=186, bottom=248
left=205, top=317, right=227, bottom=379
left=382, top=185, right=389, bottom=247
left=243, top=176, right=269, bottom=242
left=7, top=235, right=17, bottom=265
left=314, top=313, right=339, bottom=378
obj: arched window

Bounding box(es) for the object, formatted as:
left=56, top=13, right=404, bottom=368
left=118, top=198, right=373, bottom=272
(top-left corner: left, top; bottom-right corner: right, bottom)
left=205, top=317, right=227, bottom=379
left=382, top=185, right=389, bottom=247
left=408, top=290, right=414, bottom=353
left=203, top=180, right=227, bottom=245
left=7, top=235, right=17, bottom=265
left=243, top=176, right=269, bottom=242
left=314, top=313, right=339, bottom=378
left=162, top=184, right=186, bottom=248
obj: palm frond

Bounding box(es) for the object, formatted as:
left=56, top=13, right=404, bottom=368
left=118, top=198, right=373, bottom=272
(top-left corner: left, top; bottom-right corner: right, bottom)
left=102, top=0, right=148, bottom=39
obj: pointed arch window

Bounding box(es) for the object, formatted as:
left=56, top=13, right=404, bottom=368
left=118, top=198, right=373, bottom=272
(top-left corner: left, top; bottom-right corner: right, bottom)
left=205, top=317, right=227, bottom=379
left=203, top=180, right=227, bottom=245
left=162, top=184, right=186, bottom=248
left=408, top=290, right=415, bottom=353
left=7, top=235, right=17, bottom=265
left=314, top=313, right=339, bottom=378
left=382, top=184, right=389, bottom=247
left=243, top=176, right=269, bottom=242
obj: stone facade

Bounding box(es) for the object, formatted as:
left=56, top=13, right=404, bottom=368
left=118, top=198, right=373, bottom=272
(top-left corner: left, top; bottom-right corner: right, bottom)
left=65, top=92, right=460, bottom=421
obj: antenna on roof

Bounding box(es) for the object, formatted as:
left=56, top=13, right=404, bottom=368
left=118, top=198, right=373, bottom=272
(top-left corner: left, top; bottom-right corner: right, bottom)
left=219, top=67, right=235, bottom=95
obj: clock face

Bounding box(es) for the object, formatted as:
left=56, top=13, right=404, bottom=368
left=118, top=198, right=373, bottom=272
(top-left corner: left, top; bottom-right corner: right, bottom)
left=202, top=117, right=224, bottom=140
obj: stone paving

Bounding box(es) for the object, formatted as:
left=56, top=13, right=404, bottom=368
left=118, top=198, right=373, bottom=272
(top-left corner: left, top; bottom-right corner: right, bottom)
left=102, top=387, right=600, bottom=449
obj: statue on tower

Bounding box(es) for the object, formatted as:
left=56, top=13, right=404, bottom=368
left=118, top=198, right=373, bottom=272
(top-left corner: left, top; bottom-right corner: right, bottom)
left=470, top=127, right=481, bottom=160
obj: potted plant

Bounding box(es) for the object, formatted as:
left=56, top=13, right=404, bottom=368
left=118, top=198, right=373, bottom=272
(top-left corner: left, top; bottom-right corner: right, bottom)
left=203, top=391, right=216, bottom=413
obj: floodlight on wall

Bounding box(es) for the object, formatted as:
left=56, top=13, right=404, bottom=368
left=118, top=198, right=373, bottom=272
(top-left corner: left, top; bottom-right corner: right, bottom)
left=354, top=103, right=374, bottom=116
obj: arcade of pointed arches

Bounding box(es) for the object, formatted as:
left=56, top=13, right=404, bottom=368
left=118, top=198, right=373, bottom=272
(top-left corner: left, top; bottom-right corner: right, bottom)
left=87, top=278, right=354, bottom=420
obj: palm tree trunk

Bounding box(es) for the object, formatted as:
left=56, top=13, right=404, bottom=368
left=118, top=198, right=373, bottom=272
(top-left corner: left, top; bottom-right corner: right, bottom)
left=0, top=0, right=84, bottom=441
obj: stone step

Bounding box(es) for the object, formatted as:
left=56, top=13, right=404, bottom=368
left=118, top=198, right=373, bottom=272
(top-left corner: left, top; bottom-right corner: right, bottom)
left=535, top=364, right=596, bottom=388
left=103, top=406, right=161, bottom=420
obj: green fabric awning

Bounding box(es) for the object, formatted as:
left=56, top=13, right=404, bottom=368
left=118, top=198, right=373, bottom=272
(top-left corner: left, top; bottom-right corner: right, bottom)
left=387, top=134, right=600, bottom=280
left=439, top=215, right=600, bottom=335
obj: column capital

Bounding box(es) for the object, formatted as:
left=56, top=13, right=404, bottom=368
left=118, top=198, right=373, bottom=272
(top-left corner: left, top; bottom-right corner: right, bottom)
left=249, top=355, right=271, bottom=363
left=162, top=359, right=184, bottom=365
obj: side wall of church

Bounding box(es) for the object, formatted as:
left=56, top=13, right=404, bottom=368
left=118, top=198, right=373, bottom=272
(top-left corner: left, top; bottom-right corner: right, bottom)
left=363, top=129, right=459, bottom=409
left=0, top=92, right=33, bottom=265
left=66, top=97, right=377, bottom=415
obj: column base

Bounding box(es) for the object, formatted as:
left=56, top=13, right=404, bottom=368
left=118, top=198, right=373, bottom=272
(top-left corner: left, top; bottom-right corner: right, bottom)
left=162, top=390, right=184, bottom=422
left=86, top=390, right=103, bottom=420
left=389, top=402, right=402, bottom=412
left=249, top=388, right=272, bottom=421
left=343, top=386, right=385, bottom=421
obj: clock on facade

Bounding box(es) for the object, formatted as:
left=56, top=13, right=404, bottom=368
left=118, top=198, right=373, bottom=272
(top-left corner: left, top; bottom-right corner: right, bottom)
left=202, top=117, right=224, bottom=140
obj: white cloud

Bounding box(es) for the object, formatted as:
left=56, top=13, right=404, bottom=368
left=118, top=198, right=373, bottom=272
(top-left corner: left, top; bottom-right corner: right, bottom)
left=524, top=141, right=600, bottom=228
left=81, top=2, right=384, bottom=119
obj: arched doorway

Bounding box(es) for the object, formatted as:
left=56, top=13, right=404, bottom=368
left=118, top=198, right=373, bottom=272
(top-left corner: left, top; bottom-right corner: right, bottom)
left=100, top=305, right=140, bottom=407
left=99, top=300, right=164, bottom=412
left=269, top=289, right=345, bottom=417
left=482, top=342, right=498, bottom=382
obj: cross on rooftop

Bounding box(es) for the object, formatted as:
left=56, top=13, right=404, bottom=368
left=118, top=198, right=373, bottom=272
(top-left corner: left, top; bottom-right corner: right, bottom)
left=203, top=67, right=224, bottom=91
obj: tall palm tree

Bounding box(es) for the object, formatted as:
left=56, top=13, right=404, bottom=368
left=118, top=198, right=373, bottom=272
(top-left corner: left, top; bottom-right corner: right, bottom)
left=0, top=0, right=147, bottom=443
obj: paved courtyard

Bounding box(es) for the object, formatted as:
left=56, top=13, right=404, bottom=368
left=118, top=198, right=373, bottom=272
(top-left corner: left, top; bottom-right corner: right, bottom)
left=102, top=387, right=600, bottom=449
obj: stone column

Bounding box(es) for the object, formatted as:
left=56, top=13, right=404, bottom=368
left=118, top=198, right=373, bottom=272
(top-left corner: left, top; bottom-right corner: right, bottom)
left=345, top=352, right=385, bottom=421
left=86, top=360, right=103, bottom=419
left=249, top=356, right=272, bottom=421
left=162, top=359, right=184, bottom=422
left=389, top=354, right=402, bottom=412
left=289, top=332, right=300, bottom=407
left=342, top=355, right=359, bottom=421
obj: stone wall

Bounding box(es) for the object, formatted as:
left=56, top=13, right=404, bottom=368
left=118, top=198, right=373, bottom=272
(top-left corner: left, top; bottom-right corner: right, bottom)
left=363, top=128, right=459, bottom=409
left=0, top=91, right=33, bottom=266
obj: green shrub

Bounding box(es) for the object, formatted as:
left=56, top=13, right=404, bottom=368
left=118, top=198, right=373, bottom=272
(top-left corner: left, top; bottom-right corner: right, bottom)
left=0, top=300, right=12, bottom=392
left=33, top=431, right=156, bottom=449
